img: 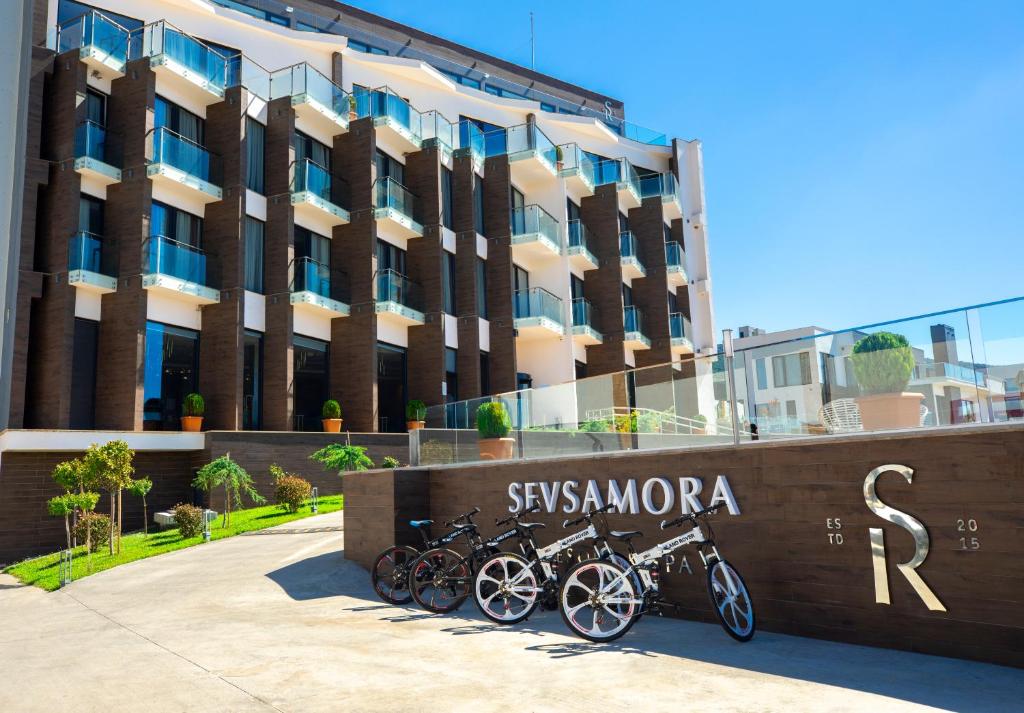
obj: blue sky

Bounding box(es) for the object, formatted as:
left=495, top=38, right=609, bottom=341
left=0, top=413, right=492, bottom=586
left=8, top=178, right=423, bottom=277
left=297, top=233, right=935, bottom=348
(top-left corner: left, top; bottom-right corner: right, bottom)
left=347, top=1, right=1024, bottom=334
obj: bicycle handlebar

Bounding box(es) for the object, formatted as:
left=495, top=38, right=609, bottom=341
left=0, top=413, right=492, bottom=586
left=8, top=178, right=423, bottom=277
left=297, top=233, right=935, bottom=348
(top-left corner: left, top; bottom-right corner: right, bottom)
left=444, top=506, right=480, bottom=527
left=562, top=502, right=615, bottom=528
left=495, top=503, right=541, bottom=526
left=660, top=505, right=719, bottom=530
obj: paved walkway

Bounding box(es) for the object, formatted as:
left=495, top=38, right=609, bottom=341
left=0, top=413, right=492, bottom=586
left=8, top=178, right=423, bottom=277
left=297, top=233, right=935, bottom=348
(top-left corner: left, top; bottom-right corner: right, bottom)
left=1, top=511, right=1020, bottom=712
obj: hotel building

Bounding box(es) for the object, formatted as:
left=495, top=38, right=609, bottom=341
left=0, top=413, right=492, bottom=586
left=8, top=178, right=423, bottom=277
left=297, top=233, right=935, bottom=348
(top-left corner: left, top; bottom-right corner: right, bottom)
left=1, top=0, right=716, bottom=433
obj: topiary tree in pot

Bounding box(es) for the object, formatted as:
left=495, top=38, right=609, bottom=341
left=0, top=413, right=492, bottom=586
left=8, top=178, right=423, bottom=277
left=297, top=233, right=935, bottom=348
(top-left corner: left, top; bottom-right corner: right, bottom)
left=182, top=393, right=205, bottom=432
left=476, top=401, right=514, bottom=461
left=850, top=331, right=923, bottom=430
left=322, top=399, right=343, bottom=433
left=405, top=400, right=426, bottom=430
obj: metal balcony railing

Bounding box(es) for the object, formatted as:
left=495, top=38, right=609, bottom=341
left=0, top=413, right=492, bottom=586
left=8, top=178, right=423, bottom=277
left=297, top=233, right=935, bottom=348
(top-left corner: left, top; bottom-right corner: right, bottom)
left=510, top=205, right=560, bottom=250
left=148, top=127, right=222, bottom=187
left=665, top=240, right=684, bottom=268
left=145, top=235, right=207, bottom=285
left=68, top=231, right=116, bottom=276
left=291, top=159, right=349, bottom=209
left=353, top=86, right=423, bottom=144
left=514, top=287, right=564, bottom=326
left=270, top=62, right=350, bottom=118
left=376, top=269, right=424, bottom=312
left=56, top=10, right=132, bottom=70
left=624, top=305, right=647, bottom=336
left=290, top=257, right=350, bottom=303
left=620, top=231, right=643, bottom=265
left=373, top=176, right=419, bottom=223
left=572, top=297, right=599, bottom=330
left=139, top=20, right=230, bottom=93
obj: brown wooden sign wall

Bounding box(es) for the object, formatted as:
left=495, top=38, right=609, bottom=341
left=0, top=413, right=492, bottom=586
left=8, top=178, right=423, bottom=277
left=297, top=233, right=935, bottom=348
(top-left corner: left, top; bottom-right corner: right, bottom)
left=345, top=423, right=1024, bottom=668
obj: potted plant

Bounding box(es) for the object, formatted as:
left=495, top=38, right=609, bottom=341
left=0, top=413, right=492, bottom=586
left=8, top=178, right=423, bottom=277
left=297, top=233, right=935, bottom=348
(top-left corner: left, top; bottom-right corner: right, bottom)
left=406, top=400, right=426, bottom=431
left=554, top=144, right=564, bottom=171
left=322, top=399, right=343, bottom=433
left=347, top=93, right=358, bottom=121
left=691, top=414, right=708, bottom=435
left=476, top=401, right=514, bottom=461
left=851, top=331, right=923, bottom=430
left=182, top=393, right=204, bottom=432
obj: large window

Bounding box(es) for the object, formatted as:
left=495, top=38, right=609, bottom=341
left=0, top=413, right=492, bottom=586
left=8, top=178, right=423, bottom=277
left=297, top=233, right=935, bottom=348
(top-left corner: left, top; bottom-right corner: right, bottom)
left=79, top=194, right=104, bottom=234
left=480, top=352, right=490, bottom=396
left=151, top=201, right=203, bottom=248
left=244, top=216, right=264, bottom=293
left=510, top=186, right=525, bottom=234
left=70, top=318, right=98, bottom=429
left=445, top=348, right=458, bottom=403
left=246, top=117, right=265, bottom=194
left=376, top=239, right=407, bottom=274
left=295, top=130, right=330, bottom=170
left=295, top=226, right=330, bottom=264
left=755, top=358, right=768, bottom=390
left=294, top=336, right=328, bottom=431
left=377, top=342, right=407, bottom=433
left=58, top=0, right=141, bottom=29
left=566, top=198, right=581, bottom=223
left=155, top=96, right=204, bottom=145
left=441, top=167, right=453, bottom=229
left=143, top=322, right=199, bottom=430
left=772, top=352, right=812, bottom=388
left=442, top=251, right=456, bottom=314
left=476, top=258, right=487, bottom=318
left=85, top=88, right=106, bottom=126
left=243, top=331, right=262, bottom=430
left=375, top=149, right=404, bottom=184
left=473, top=174, right=485, bottom=236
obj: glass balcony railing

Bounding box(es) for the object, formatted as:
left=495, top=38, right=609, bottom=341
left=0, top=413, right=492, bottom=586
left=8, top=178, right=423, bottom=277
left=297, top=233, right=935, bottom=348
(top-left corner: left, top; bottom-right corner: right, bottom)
left=68, top=231, right=116, bottom=276
left=56, top=10, right=132, bottom=71
left=75, top=121, right=115, bottom=165
left=291, top=159, right=349, bottom=210
left=139, top=20, right=229, bottom=95
left=269, top=62, right=348, bottom=120
left=620, top=231, right=643, bottom=264
left=377, top=269, right=424, bottom=312
left=354, top=86, right=423, bottom=145
left=665, top=240, right=684, bottom=269
left=594, top=157, right=642, bottom=198
left=373, top=176, right=419, bottom=223
left=506, top=123, right=558, bottom=172
left=514, top=287, right=564, bottom=326
left=145, top=235, right=207, bottom=285
left=568, top=219, right=594, bottom=253
left=558, top=143, right=597, bottom=187
left=422, top=110, right=455, bottom=152
left=624, top=305, right=646, bottom=336
left=290, top=257, right=350, bottom=304
left=669, top=312, right=691, bottom=340
left=510, top=205, right=561, bottom=251
left=640, top=172, right=679, bottom=200
left=148, top=127, right=222, bottom=188
left=572, top=297, right=599, bottom=330
left=602, top=118, right=670, bottom=147
left=457, top=120, right=486, bottom=161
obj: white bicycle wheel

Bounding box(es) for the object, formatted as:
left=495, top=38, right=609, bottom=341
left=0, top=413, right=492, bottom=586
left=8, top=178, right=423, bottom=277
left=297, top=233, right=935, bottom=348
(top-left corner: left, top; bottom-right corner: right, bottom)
left=559, top=559, right=639, bottom=642
left=473, top=552, right=540, bottom=625
left=706, top=560, right=755, bottom=642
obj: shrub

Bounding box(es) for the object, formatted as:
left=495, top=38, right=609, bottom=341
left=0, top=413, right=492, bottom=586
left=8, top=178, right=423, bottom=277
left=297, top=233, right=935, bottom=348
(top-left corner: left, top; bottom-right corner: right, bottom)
left=173, top=503, right=204, bottom=539
left=322, top=399, right=342, bottom=419
left=851, top=332, right=916, bottom=395
left=405, top=400, right=426, bottom=422
left=381, top=456, right=400, bottom=469
left=476, top=402, right=511, bottom=439
left=73, top=512, right=111, bottom=553
left=310, top=444, right=373, bottom=474
left=183, top=393, right=205, bottom=418
left=275, top=475, right=312, bottom=513
left=579, top=418, right=612, bottom=433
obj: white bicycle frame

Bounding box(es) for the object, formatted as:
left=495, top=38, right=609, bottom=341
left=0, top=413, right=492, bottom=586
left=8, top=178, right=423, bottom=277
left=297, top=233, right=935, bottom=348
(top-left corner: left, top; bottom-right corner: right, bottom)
left=504, top=524, right=605, bottom=590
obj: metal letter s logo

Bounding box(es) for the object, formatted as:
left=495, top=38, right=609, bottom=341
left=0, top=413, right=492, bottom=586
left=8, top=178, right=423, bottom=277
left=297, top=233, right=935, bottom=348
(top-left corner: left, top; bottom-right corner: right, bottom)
left=864, top=464, right=946, bottom=612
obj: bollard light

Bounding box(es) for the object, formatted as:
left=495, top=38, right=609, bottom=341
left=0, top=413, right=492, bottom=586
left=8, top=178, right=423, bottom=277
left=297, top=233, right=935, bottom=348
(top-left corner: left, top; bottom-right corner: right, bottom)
left=203, top=509, right=212, bottom=542
left=59, top=549, right=73, bottom=587
left=311, top=486, right=319, bottom=513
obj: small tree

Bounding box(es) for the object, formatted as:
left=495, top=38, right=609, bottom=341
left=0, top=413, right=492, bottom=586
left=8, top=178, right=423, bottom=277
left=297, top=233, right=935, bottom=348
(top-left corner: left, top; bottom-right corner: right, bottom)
left=129, top=477, right=153, bottom=536
left=322, top=399, right=342, bottom=420
left=310, top=444, right=373, bottom=480
left=48, top=494, right=78, bottom=551
left=82, top=440, right=135, bottom=555
left=851, top=332, right=916, bottom=395
left=193, top=454, right=265, bottom=528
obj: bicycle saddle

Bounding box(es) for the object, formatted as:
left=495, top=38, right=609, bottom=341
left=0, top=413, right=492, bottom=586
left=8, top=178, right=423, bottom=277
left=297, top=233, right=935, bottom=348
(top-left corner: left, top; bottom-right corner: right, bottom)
left=409, top=520, right=434, bottom=528
left=610, top=530, right=643, bottom=541
left=518, top=522, right=546, bottom=531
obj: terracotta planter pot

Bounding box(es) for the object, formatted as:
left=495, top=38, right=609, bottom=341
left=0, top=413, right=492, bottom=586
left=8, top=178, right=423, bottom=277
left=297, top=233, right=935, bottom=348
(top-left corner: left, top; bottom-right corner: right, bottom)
left=406, top=421, right=425, bottom=431
left=478, top=437, right=515, bottom=461
left=856, top=392, right=924, bottom=431
left=322, top=418, right=343, bottom=433
left=181, top=416, right=203, bottom=432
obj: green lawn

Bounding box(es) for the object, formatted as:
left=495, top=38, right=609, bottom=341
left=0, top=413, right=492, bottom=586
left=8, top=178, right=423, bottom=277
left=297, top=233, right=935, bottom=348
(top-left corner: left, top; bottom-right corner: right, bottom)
left=5, top=495, right=343, bottom=592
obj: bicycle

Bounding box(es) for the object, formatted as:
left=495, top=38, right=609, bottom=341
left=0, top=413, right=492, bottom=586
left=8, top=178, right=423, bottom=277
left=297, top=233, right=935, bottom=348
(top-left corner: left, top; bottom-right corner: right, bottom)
left=472, top=503, right=640, bottom=625
left=370, top=507, right=483, bottom=606
left=407, top=507, right=532, bottom=614
left=558, top=505, right=755, bottom=643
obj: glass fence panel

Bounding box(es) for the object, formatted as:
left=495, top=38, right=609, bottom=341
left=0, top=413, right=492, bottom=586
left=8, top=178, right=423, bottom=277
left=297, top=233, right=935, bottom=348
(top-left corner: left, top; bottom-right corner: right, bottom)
left=150, top=127, right=221, bottom=185
left=513, top=288, right=563, bottom=325
left=665, top=241, right=684, bottom=267
left=146, top=236, right=206, bottom=284
left=965, top=298, right=1024, bottom=424
left=377, top=269, right=424, bottom=311
left=510, top=205, right=560, bottom=247
left=506, top=123, right=557, bottom=170
left=373, top=177, right=417, bottom=219
left=68, top=232, right=106, bottom=273
left=457, top=120, right=485, bottom=158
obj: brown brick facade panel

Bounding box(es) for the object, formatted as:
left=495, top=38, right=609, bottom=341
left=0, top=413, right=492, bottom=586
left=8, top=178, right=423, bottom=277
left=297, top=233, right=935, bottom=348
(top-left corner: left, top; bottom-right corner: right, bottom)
left=481, top=156, right=516, bottom=393
left=581, top=185, right=626, bottom=375
left=630, top=197, right=672, bottom=367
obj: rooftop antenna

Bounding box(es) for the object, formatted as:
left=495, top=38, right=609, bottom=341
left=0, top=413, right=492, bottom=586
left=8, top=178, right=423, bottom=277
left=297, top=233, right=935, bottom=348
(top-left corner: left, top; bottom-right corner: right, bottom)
left=530, top=11, right=535, bottom=70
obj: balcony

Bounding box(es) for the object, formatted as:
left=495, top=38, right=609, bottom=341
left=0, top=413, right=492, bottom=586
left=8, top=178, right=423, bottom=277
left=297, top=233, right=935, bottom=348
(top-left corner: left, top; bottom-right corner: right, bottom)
left=142, top=235, right=219, bottom=305
left=595, top=157, right=642, bottom=209
left=665, top=241, right=687, bottom=286
left=290, top=257, right=350, bottom=318
left=74, top=121, right=120, bottom=185
left=619, top=231, right=646, bottom=280
left=670, top=312, right=694, bottom=355
left=504, top=123, right=558, bottom=186
left=623, top=305, right=651, bottom=350
left=513, top=287, right=565, bottom=340
left=146, top=127, right=222, bottom=203
left=571, top=298, right=602, bottom=345
left=511, top=205, right=561, bottom=260
left=375, top=269, right=425, bottom=325
left=455, top=120, right=485, bottom=169
left=354, top=86, right=422, bottom=151
left=373, top=177, right=423, bottom=239
left=422, top=110, right=455, bottom=156
left=641, top=172, right=682, bottom=220
left=67, top=232, right=117, bottom=294
left=567, top=220, right=599, bottom=271
left=138, top=20, right=228, bottom=103
left=558, top=143, right=597, bottom=196
left=270, top=63, right=350, bottom=136
left=291, top=159, right=350, bottom=228
left=56, top=10, right=131, bottom=76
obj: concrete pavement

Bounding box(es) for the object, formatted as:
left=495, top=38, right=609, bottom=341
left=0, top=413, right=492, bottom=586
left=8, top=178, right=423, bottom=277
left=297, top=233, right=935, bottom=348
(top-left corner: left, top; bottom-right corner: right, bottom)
left=0, top=511, right=1020, bottom=713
